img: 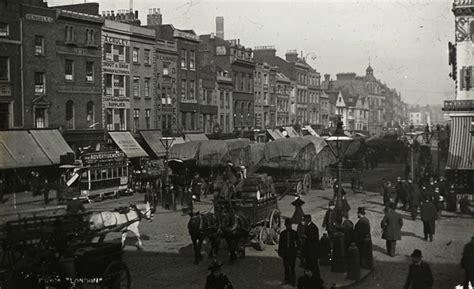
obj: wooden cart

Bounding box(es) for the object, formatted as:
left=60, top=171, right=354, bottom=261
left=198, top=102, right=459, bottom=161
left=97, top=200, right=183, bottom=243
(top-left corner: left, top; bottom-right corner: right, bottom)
left=0, top=213, right=131, bottom=289
left=214, top=174, right=281, bottom=251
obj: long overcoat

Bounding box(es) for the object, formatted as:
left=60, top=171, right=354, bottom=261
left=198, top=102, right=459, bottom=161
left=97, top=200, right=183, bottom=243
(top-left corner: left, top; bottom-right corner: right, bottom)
left=381, top=211, right=403, bottom=241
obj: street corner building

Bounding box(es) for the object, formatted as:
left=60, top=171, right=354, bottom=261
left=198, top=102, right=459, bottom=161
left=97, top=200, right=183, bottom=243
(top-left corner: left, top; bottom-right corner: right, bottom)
left=445, top=0, right=474, bottom=191
left=0, top=0, right=104, bottom=130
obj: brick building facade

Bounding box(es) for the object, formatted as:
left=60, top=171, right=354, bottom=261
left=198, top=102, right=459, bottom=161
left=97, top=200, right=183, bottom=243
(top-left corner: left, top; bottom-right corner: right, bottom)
left=156, top=25, right=201, bottom=133
left=154, top=38, right=178, bottom=133
left=0, top=0, right=104, bottom=130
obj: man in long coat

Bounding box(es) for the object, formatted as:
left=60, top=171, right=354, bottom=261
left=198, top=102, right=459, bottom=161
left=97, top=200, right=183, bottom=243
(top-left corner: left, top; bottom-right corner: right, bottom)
left=404, top=249, right=433, bottom=289
left=461, top=236, right=474, bottom=289
left=446, top=184, right=458, bottom=212
left=407, top=179, right=421, bottom=220
left=381, top=206, right=403, bottom=257
left=395, top=177, right=408, bottom=210
left=278, top=218, right=300, bottom=286
left=420, top=199, right=437, bottom=242
left=353, top=207, right=373, bottom=269
left=336, top=212, right=353, bottom=252
left=322, top=201, right=337, bottom=241
left=302, top=214, right=320, bottom=278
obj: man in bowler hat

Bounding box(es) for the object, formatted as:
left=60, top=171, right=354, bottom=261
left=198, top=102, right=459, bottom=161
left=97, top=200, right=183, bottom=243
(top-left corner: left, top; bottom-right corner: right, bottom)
left=302, top=214, right=321, bottom=278
left=354, top=207, right=373, bottom=269
left=278, top=218, right=300, bottom=286
left=404, top=249, right=433, bottom=289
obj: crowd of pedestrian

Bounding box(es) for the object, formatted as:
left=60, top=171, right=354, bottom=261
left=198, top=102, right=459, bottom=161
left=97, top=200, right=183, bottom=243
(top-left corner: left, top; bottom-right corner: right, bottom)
left=274, top=201, right=376, bottom=288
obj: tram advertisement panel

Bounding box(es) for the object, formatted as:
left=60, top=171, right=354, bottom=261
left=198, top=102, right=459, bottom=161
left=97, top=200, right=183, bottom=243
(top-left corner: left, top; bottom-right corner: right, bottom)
left=81, top=151, right=127, bottom=167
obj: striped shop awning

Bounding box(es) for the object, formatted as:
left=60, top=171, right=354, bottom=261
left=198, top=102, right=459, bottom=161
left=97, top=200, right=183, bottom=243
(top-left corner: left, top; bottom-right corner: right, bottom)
left=446, top=116, right=474, bottom=170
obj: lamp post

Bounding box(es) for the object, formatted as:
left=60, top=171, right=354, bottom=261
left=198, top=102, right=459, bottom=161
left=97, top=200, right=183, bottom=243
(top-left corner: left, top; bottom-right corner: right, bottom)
left=405, top=132, right=422, bottom=184
left=160, top=137, right=175, bottom=210
left=326, top=117, right=353, bottom=224
left=325, top=116, right=353, bottom=273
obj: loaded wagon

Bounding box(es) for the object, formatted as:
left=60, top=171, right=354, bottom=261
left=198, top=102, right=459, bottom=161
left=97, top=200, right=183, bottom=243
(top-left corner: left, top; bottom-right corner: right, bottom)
left=169, top=139, right=252, bottom=195
left=213, top=173, right=281, bottom=251
left=0, top=213, right=131, bottom=289
left=254, top=136, right=336, bottom=196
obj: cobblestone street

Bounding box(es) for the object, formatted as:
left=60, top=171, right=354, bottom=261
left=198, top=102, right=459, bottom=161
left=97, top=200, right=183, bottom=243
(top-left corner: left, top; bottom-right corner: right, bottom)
left=0, top=164, right=470, bottom=288
left=99, top=165, right=471, bottom=288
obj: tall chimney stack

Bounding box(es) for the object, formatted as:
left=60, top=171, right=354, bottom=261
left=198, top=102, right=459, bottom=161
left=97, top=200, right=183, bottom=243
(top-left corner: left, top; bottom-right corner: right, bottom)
left=216, top=16, right=224, bottom=39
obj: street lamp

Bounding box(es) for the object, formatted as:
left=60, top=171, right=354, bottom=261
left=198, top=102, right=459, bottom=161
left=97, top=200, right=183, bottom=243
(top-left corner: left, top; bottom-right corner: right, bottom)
left=326, top=116, right=353, bottom=224
left=405, top=132, right=420, bottom=184
left=160, top=137, right=175, bottom=210
left=325, top=116, right=353, bottom=273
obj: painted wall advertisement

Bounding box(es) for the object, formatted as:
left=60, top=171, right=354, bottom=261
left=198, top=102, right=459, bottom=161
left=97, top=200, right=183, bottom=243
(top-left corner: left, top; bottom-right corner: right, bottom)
left=102, top=33, right=130, bottom=110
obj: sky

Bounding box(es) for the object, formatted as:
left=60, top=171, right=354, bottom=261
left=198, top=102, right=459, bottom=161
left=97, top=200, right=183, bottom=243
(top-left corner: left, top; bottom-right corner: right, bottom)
left=49, top=0, right=455, bottom=106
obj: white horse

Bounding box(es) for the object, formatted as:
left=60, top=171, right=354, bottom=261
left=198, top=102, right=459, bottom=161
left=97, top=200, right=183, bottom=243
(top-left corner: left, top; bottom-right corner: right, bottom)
left=88, top=202, right=152, bottom=250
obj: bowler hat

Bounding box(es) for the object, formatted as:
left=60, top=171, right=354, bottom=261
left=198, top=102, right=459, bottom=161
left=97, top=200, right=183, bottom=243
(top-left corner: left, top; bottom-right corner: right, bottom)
left=284, top=218, right=292, bottom=226
left=208, top=260, right=223, bottom=271
left=410, top=249, right=422, bottom=258
left=357, top=207, right=365, bottom=215
left=328, top=200, right=335, bottom=206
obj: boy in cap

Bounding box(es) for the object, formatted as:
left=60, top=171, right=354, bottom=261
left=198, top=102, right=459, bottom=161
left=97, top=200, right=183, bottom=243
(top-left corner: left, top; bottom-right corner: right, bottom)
left=205, top=260, right=233, bottom=289
left=404, top=249, right=433, bottom=289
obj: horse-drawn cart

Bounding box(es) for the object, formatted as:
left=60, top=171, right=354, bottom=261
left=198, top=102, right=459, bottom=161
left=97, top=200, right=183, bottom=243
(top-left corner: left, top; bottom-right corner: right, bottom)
left=255, top=137, right=335, bottom=196
left=213, top=174, right=281, bottom=251
left=0, top=212, right=133, bottom=288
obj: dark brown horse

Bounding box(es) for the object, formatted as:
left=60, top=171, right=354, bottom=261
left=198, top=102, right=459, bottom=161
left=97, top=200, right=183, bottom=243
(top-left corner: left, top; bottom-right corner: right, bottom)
left=187, top=212, right=220, bottom=264
left=218, top=208, right=250, bottom=261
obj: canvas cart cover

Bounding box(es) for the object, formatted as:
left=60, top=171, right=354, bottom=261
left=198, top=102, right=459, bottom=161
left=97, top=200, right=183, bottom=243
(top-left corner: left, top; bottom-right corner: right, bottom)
left=169, top=141, right=202, bottom=161
left=29, top=129, right=74, bottom=164
left=249, top=143, right=265, bottom=170
left=262, top=137, right=315, bottom=171
left=198, top=139, right=251, bottom=167
left=303, top=135, right=337, bottom=174
left=0, top=130, right=52, bottom=169
left=108, top=132, right=148, bottom=158
left=303, top=135, right=327, bottom=154
left=264, top=137, right=313, bottom=160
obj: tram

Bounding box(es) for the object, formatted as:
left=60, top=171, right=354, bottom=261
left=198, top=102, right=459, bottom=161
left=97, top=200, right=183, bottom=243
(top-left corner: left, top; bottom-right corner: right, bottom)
left=59, top=151, right=130, bottom=201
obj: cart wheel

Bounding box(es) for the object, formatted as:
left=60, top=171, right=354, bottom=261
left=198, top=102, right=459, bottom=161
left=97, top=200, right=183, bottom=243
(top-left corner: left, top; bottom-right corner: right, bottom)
left=268, top=209, right=281, bottom=245
left=303, top=174, right=311, bottom=194
left=255, top=227, right=268, bottom=251
left=296, top=181, right=303, bottom=195
left=101, top=261, right=131, bottom=289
